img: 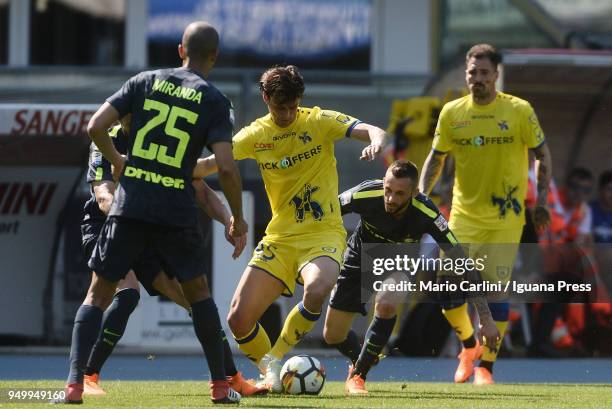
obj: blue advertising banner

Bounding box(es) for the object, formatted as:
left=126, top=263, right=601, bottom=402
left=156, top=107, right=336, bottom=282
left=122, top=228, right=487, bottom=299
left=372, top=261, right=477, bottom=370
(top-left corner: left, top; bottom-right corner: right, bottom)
left=148, top=0, right=371, bottom=60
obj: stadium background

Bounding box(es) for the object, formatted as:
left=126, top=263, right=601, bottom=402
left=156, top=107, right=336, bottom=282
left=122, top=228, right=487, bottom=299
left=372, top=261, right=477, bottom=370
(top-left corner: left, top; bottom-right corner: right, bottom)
left=0, top=0, right=611, bottom=381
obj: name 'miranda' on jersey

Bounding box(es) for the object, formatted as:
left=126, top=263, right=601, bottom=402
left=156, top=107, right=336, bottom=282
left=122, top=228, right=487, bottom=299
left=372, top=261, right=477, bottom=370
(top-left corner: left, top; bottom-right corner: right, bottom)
left=152, top=79, right=202, bottom=103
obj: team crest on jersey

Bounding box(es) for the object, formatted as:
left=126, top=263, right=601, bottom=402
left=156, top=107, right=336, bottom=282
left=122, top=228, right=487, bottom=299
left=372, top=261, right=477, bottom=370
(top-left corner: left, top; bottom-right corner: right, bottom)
left=496, top=265, right=511, bottom=280
left=497, top=120, right=509, bottom=130
left=290, top=184, right=324, bottom=222
left=491, top=185, right=522, bottom=218
left=299, top=131, right=312, bottom=144
left=433, top=214, right=448, bottom=232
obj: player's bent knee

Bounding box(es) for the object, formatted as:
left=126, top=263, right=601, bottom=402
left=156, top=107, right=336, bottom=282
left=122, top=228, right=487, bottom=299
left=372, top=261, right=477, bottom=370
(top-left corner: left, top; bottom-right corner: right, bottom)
left=227, top=307, right=255, bottom=338
left=322, top=325, right=347, bottom=345
left=303, top=282, right=334, bottom=308
left=180, top=276, right=211, bottom=304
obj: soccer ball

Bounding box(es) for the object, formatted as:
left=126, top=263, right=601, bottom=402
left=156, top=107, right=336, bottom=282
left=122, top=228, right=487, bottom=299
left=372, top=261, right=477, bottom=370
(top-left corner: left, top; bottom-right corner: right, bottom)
left=280, top=355, right=326, bottom=395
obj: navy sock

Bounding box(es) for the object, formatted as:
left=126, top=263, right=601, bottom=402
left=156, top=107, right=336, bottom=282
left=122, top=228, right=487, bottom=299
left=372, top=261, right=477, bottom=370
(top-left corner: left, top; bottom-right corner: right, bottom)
left=478, top=360, right=494, bottom=372
left=462, top=335, right=477, bottom=349
left=332, top=330, right=361, bottom=365
left=354, top=316, right=396, bottom=379
left=85, top=289, right=140, bottom=376
left=221, top=329, right=238, bottom=377
left=67, top=305, right=103, bottom=385
left=191, top=298, right=226, bottom=381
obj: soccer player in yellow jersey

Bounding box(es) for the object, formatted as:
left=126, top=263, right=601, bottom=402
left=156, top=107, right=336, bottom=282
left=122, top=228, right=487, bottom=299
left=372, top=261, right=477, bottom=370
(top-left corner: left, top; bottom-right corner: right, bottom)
left=419, top=44, right=552, bottom=385
left=225, top=65, right=388, bottom=392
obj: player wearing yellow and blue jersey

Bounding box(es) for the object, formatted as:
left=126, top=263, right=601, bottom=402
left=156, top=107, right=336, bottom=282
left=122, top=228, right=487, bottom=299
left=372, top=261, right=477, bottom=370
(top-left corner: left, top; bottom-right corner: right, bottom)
left=419, top=44, right=553, bottom=385
left=225, top=65, right=388, bottom=392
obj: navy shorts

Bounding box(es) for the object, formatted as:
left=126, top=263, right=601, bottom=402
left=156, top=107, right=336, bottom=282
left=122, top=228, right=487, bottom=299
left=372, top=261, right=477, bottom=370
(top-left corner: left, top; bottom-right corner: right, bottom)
left=329, top=266, right=367, bottom=316
left=88, top=216, right=206, bottom=285
left=82, top=220, right=163, bottom=296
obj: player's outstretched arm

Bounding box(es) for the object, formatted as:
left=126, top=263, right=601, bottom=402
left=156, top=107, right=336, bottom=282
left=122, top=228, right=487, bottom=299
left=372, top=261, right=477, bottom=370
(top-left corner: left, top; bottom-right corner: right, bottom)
left=193, top=154, right=218, bottom=178
left=419, top=150, right=447, bottom=195
left=348, top=123, right=388, bottom=161
left=192, top=179, right=246, bottom=259
left=87, top=102, right=125, bottom=178
left=210, top=141, right=247, bottom=237
left=532, top=142, right=552, bottom=230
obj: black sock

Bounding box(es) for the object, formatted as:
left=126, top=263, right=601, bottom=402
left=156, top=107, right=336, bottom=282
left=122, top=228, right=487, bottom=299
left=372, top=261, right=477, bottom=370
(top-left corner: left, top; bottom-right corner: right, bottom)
left=354, top=316, right=396, bottom=379
left=191, top=298, right=225, bottom=381
left=462, top=335, right=477, bottom=349
left=332, top=330, right=361, bottom=365
left=478, top=360, right=494, bottom=373
left=85, top=289, right=139, bottom=376
left=67, top=305, right=103, bottom=385
left=221, top=329, right=238, bottom=377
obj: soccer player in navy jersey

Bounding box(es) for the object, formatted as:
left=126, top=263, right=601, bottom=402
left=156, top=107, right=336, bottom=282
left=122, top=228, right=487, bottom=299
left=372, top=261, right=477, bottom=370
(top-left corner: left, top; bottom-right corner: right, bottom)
left=58, top=22, right=245, bottom=404
left=81, top=119, right=264, bottom=398
left=323, top=160, right=499, bottom=394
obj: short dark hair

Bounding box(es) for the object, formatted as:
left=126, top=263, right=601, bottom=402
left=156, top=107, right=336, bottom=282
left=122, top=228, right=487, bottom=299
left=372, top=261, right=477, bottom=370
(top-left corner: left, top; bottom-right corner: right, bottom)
left=259, top=65, right=305, bottom=103
left=466, top=44, right=502, bottom=69
left=567, top=167, right=593, bottom=182
left=388, top=160, right=419, bottom=181
left=599, top=170, right=612, bottom=189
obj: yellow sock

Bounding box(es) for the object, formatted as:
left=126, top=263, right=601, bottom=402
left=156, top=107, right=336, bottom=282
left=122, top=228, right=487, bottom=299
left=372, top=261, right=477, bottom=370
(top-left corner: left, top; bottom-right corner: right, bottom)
left=442, top=303, right=474, bottom=341
left=270, top=302, right=320, bottom=360
left=481, top=321, right=508, bottom=362
left=233, top=322, right=271, bottom=364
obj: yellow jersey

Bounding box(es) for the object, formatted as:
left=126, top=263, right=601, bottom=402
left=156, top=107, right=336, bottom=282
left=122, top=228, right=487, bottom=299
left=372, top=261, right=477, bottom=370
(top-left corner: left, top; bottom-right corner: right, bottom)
left=432, top=92, right=545, bottom=230
left=233, top=106, right=361, bottom=239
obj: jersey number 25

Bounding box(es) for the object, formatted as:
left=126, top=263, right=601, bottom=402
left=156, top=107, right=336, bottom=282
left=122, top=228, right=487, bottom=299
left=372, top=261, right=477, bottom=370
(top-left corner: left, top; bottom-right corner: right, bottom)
left=132, top=98, right=198, bottom=168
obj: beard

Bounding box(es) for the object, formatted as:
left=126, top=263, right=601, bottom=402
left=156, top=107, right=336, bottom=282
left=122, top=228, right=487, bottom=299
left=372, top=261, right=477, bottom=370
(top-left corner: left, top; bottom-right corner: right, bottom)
left=471, top=84, right=491, bottom=100
left=384, top=203, right=398, bottom=213
left=385, top=201, right=409, bottom=215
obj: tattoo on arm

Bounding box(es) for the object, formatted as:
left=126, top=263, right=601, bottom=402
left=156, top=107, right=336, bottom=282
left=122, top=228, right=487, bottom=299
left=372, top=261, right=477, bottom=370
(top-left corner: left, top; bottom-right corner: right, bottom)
left=419, top=151, right=447, bottom=195
left=534, top=145, right=552, bottom=207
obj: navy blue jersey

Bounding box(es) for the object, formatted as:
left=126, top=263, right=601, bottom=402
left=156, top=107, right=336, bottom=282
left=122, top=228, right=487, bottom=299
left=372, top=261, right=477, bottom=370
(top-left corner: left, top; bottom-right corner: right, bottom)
left=339, top=179, right=459, bottom=269
left=106, top=67, right=233, bottom=226
left=83, top=125, right=128, bottom=224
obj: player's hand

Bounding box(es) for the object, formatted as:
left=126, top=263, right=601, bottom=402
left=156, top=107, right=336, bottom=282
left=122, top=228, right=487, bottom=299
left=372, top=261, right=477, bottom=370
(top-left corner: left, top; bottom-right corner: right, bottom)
left=478, top=320, right=501, bottom=350
left=229, top=216, right=248, bottom=238
left=532, top=205, right=551, bottom=230
left=111, top=155, right=127, bottom=182
left=224, top=222, right=247, bottom=259
left=359, top=143, right=383, bottom=161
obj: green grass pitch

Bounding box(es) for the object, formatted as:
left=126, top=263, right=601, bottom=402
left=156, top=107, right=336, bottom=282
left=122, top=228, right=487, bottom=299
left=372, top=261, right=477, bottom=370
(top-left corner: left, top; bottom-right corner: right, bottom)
left=0, top=380, right=610, bottom=408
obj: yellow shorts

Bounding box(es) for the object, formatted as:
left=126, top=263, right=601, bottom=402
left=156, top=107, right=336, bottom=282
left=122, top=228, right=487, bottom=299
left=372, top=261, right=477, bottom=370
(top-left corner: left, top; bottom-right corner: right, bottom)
left=248, top=230, right=347, bottom=296
left=449, top=219, right=522, bottom=284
